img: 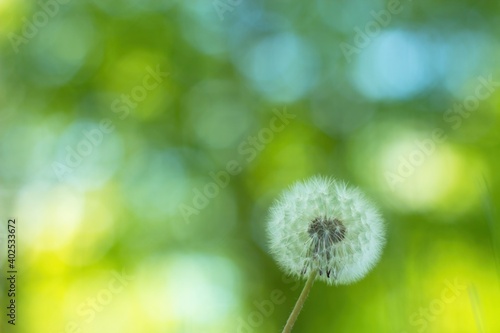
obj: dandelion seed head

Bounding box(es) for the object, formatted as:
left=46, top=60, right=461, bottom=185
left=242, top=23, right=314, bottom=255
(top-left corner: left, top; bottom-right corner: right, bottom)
left=267, top=176, right=385, bottom=285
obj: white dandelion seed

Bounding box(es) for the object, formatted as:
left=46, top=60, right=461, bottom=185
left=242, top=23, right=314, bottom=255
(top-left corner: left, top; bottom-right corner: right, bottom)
left=267, top=175, right=385, bottom=286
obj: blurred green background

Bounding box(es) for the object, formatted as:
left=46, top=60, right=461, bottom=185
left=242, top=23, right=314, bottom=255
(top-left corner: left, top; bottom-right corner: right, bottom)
left=0, top=0, right=500, bottom=332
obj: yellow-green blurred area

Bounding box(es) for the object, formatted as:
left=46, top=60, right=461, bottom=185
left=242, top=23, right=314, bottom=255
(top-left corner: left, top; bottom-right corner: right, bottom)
left=1, top=0, right=500, bottom=332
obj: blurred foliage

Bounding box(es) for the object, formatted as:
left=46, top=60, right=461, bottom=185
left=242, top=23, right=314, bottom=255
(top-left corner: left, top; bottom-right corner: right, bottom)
left=0, top=0, right=500, bottom=332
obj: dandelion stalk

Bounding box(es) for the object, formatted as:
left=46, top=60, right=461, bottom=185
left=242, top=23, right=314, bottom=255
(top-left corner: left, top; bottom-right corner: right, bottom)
left=282, top=270, right=318, bottom=333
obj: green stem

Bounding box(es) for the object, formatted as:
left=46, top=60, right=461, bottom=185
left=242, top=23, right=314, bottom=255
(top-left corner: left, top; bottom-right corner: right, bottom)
left=282, top=270, right=318, bottom=333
